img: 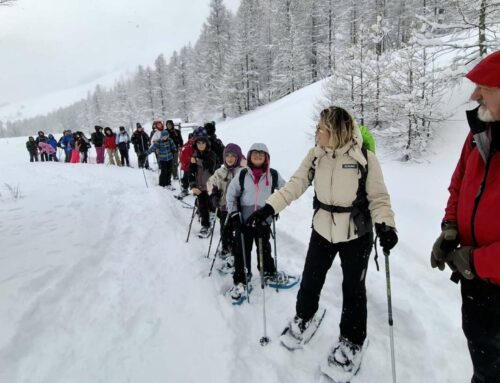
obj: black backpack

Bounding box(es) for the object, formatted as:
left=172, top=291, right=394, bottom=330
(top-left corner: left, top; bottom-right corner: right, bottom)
left=309, top=147, right=372, bottom=238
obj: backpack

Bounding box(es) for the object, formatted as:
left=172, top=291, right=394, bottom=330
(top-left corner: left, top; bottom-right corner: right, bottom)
left=309, top=147, right=372, bottom=239
left=238, top=168, right=279, bottom=195
left=179, top=139, right=194, bottom=170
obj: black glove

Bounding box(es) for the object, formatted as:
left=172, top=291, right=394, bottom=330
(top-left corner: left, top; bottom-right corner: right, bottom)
left=445, top=246, right=474, bottom=280
left=209, top=188, right=221, bottom=209
left=229, top=211, right=241, bottom=230
left=246, top=204, right=275, bottom=226
left=375, top=223, right=398, bottom=252
left=430, top=221, right=459, bottom=271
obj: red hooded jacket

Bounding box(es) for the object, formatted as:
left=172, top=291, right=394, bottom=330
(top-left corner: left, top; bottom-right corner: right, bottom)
left=444, top=108, right=500, bottom=284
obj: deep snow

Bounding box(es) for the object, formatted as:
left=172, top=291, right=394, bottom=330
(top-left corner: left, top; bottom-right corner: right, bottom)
left=0, top=78, right=477, bottom=382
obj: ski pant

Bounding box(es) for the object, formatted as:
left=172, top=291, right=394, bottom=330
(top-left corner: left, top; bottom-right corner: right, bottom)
left=461, top=278, right=500, bottom=383
left=171, top=150, right=179, bottom=179
left=118, top=143, right=130, bottom=166
left=217, top=209, right=233, bottom=252
left=29, top=152, right=38, bottom=162
left=137, top=151, right=149, bottom=169
left=197, top=191, right=210, bottom=228
left=233, top=224, right=275, bottom=285
left=158, top=160, right=172, bottom=187
left=181, top=171, right=189, bottom=190
left=40, top=152, right=48, bottom=162
left=296, top=230, right=373, bottom=346
left=106, top=148, right=121, bottom=166
left=95, top=146, right=105, bottom=164
left=64, top=150, right=71, bottom=163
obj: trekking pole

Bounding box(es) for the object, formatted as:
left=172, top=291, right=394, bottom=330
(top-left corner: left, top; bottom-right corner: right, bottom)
left=239, top=212, right=250, bottom=304
left=258, top=236, right=270, bottom=346
left=206, top=208, right=219, bottom=258
left=272, top=217, right=278, bottom=293
left=209, top=213, right=230, bottom=277
left=142, top=167, right=149, bottom=188
left=186, top=199, right=198, bottom=243
left=384, top=248, right=397, bottom=383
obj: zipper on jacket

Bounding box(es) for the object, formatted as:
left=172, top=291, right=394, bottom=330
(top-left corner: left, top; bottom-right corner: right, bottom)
left=470, top=152, right=494, bottom=246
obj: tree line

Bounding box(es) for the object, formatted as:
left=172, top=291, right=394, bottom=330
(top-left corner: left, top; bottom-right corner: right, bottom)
left=1, top=0, right=499, bottom=159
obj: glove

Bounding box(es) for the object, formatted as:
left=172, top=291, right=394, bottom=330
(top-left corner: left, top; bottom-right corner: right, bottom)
left=445, top=246, right=474, bottom=280
left=209, top=188, right=221, bottom=209
left=375, top=223, right=398, bottom=252
left=430, top=221, right=459, bottom=271
left=229, top=211, right=241, bottom=230
left=246, top=204, right=275, bottom=226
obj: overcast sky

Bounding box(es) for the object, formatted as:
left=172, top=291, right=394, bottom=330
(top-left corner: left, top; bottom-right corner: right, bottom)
left=0, top=0, right=240, bottom=107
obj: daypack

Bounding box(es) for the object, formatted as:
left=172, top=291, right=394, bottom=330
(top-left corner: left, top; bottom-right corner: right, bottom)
left=308, top=147, right=372, bottom=238
left=179, top=139, right=195, bottom=171
left=238, top=168, right=279, bottom=195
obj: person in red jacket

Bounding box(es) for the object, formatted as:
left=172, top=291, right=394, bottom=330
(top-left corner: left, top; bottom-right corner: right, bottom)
left=103, top=127, right=121, bottom=166
left=431, top=50, right=500, bottom=383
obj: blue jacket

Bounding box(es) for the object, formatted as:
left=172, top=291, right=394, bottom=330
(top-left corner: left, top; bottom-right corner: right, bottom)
left=59, top=135, right=74, bottom=152
left=48, top=136, right=58, bottom=150
left=144, top=131, right=177, bottom=162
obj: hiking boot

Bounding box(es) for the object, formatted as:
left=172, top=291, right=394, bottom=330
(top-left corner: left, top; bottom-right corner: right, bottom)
left=198, top=226, right=211, bottom=238
left=326, top=336, right=364, bottom=374
left=177, top=188, right=189, bottom=198
left=229, top=283, right=246, bottom=300
left=264, top=270, right=289, bottom=286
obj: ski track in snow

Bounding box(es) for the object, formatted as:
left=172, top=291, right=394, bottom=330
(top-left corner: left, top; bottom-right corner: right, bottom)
left=0, top=79, right=475, bottom=382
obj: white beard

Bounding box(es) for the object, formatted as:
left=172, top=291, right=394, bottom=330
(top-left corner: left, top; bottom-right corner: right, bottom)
left=477, top=105, right=495, bottom=122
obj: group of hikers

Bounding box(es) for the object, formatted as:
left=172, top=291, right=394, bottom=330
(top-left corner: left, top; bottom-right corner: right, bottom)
left=21, top=51, right=500, bottom=382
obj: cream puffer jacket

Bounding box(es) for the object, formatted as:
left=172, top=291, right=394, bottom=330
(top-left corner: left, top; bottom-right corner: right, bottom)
left=267, top=133, right=395, bottom=243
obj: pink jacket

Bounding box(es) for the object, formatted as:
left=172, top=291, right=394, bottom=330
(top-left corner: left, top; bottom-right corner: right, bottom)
left=38, top=142, right=56, bottom=155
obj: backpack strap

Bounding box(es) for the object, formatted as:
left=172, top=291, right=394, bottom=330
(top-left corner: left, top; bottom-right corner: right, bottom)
left=312, top=147, right=372, bottom=239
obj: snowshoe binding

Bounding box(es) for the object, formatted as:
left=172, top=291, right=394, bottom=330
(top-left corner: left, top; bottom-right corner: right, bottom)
left=280, top=307, right=326, bottom=350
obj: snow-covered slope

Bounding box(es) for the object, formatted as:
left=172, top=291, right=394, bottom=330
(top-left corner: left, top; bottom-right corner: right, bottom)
left=0, top=79, right=476, bottom=383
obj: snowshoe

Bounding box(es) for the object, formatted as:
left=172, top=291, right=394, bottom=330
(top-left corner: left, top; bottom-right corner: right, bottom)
left=175, top=189, right=189, bottom=199
left=216, top=248, right=232, bottom=261
left=320, top=337, right=368, bottom=383
left=226, top=283, right=253, bottom=305
left=265, top=271, right=300, bottom=289
left=217, top=256, right=235, bottom=274
left=280, top=307, right=326, bottom=350
left=197, top=226, right=212, bottom=238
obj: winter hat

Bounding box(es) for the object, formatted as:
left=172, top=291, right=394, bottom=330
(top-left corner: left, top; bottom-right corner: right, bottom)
left=119, top=126, right=125, bottom=131
left=466, top=51, right=500, bottom=87
left=204, top=122, right=215, bottom=136
left=223, top=143, right=243, bottom=167
left=160, top=130, right=170, bottom=139
left=247, top=143, right=270, bottom=170
left=193, top=126, right=209, bottom=143
left=136, top=122, right=142, bottom=129
left=94, top=125, right=102, bottom=132
left=153, top=120, right=164, bottom=130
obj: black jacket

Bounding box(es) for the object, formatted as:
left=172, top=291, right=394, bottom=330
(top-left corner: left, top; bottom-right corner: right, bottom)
left=91, top=131, right=104, bottom=147
left=131, top=131, right=150, bottom=153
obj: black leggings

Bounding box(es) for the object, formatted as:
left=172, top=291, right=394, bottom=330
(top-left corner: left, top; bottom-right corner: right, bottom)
left=296, top=230, right=373, bottom=346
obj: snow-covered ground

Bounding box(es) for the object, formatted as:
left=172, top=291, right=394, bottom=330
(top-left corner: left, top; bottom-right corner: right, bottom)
left=0, top=78, right=476, bottom=382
